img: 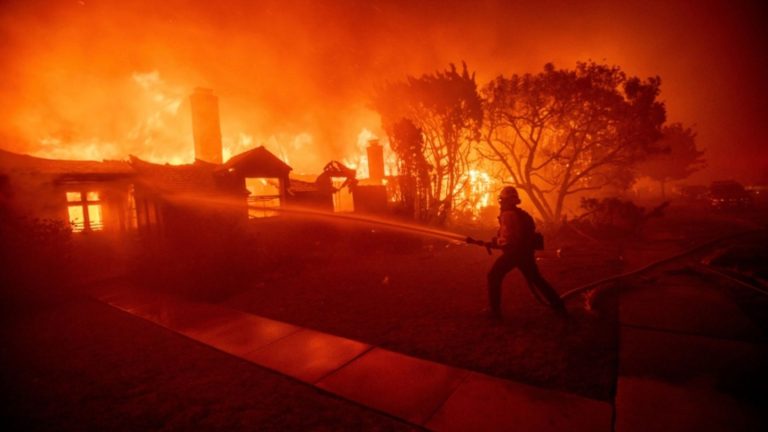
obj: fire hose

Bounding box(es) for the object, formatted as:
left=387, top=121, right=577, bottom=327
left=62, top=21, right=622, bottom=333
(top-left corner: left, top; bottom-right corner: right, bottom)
left=558, top=227, right=767, bottom=302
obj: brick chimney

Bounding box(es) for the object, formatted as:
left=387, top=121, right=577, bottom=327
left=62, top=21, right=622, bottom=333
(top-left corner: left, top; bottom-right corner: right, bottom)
left=189, top=87, right=223, bottom=164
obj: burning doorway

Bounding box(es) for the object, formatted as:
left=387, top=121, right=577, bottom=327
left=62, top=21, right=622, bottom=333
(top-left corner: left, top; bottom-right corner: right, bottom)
left=246, top=177, right=281, bottom=218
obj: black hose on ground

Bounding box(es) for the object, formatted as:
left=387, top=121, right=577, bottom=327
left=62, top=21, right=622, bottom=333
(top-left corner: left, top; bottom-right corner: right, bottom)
left=559, top=228, right=766, bottom=302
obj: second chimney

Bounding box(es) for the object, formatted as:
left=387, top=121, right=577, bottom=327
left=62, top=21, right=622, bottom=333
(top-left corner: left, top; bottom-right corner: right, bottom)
left=189, top=88, right=223, bottom=164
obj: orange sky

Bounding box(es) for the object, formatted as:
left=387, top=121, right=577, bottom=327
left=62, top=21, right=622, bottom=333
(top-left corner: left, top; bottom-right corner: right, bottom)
left=1, top=0, right=766, bottom=181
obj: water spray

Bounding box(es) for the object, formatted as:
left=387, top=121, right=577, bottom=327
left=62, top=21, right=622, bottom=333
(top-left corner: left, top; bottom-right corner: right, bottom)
left=167, top=193, right=471, bottom=243
left=265, top=205, right=469, bottom=242
left=165, top=192, right=565, bottom=309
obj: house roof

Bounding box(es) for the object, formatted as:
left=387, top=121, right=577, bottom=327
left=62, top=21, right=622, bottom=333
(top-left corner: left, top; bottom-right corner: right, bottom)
left=221, top=146, right=292, bottom=177
left=0, top=148, right=134, bottom=180
left=129, top=156, right=222, bottom=194
left=0, top=146, right=293, bottom=196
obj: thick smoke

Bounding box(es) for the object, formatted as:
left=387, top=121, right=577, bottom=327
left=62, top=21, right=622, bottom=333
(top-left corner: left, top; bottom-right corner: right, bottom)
left=0, top=0, right=766, bottom=179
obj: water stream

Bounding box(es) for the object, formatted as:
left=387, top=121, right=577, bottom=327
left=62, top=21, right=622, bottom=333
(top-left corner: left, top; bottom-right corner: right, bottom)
left=168, top=193, right=468, bottom=242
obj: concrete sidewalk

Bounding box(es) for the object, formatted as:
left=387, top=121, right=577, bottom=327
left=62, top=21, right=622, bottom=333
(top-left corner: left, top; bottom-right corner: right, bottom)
left=96, top=281, right=611, bottom=431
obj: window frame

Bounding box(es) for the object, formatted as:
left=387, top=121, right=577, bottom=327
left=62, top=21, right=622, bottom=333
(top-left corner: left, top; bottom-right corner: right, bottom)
left=66, top=190, right=104, bottom=232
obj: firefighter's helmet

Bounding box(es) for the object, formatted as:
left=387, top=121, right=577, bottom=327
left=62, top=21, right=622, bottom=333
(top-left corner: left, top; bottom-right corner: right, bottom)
left=499, top=186, right=521, bottom=205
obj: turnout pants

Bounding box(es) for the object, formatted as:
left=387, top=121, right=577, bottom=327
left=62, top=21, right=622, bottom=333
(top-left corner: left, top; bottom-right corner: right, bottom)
left=487, top=250, right=564, bottom=314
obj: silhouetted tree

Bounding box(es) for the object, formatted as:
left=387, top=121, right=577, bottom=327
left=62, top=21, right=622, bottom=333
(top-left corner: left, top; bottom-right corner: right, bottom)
left=389, top=118, right=431, bottom=220
left=638, top=123, right=705, bottom=199
left=480, top=62, right=666, bottom=226
left=374, top=63, right=482, bottom=223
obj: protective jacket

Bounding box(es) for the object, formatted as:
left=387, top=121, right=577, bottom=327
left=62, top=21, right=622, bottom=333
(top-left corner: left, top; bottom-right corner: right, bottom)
left=497, top=206, right=536, bottom=253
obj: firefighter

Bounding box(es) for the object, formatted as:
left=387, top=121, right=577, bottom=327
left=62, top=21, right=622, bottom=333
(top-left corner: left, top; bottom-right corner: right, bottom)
left=477, top=186, right=566, bottom=320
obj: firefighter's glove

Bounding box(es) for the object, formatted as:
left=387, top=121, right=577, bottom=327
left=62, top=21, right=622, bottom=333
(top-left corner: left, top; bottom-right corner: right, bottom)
left=484, top=241, right=494, bottom=255
left=485, top=238, right=500, bottom=255
left=466, top=237, right=494, bottom=255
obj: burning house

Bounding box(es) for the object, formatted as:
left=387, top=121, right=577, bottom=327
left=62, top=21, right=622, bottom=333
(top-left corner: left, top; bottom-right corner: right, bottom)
left=0, top=88, right=391, bottom=236
left=0, top=152, right=297, bottom=237
left=0, top=88, right=286, bottom=236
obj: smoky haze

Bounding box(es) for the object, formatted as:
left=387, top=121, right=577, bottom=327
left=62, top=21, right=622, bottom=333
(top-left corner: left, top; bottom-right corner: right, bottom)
left=1, top=0, right=766, bottom=180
